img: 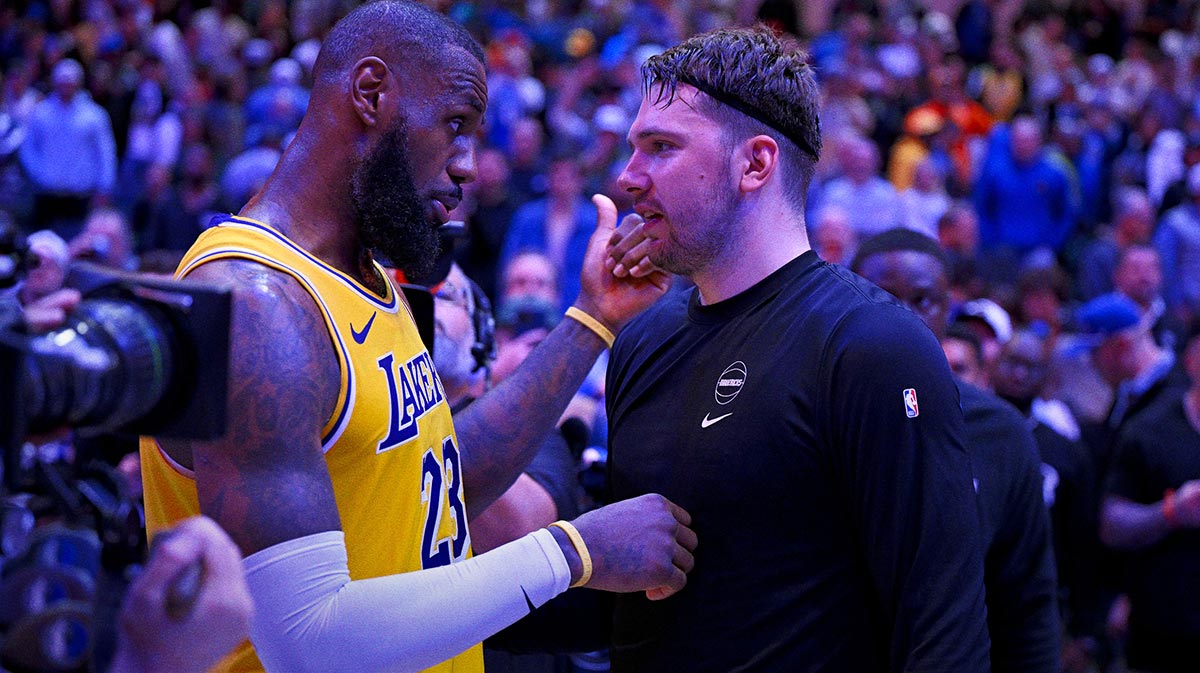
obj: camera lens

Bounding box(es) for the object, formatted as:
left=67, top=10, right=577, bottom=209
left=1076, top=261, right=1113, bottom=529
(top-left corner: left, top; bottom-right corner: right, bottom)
left=22, top=299, right=175, bottom=434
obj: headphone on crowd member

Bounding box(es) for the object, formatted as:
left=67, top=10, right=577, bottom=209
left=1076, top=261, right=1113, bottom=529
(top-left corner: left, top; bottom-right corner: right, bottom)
left=464, top=279, right=496, bottom=380
left=389, top=221, right=495, bottom=373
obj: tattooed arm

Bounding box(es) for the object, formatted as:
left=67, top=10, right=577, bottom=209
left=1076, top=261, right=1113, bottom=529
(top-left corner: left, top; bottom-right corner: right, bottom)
left=157, top=259, right=343, bottom=555
left=155, top=257, right=693, bottom=673
left=456, top=195, right=670, bottom=512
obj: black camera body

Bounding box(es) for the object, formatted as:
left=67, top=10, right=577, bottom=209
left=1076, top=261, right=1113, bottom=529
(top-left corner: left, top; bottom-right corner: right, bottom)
left=2, top=262, right=231, bottom=492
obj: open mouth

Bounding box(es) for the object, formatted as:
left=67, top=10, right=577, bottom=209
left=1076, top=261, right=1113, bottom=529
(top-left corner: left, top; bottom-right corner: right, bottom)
left=635, top=206, right=664, bottom=227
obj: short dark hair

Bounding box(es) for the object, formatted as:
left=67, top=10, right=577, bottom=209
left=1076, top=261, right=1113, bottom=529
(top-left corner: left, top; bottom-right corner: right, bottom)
left=944, top=324, right=983, bottom=361
left=850, top=227, right=949, bottom=275
left=313, top=1, right=483, bottom=83
left=641, top=26, right=821, bottom=210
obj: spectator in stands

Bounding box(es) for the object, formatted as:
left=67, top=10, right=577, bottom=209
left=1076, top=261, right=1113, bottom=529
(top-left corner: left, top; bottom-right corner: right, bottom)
left=1098, top=329, right=1200, bottom=673
left=243, top=57, right=309, bottom=149
left=506, top=116, right=547, bottom=204
left=1014, top=264, right=1070, bottom=340
left=941, top=325, right=989, bottom=390
left=818, top=133, right=901, bottom=238
left=899, top=157, right=950, bottom=238
left=971, top=40, right=1024, bottom=123
left=1077, top=187, right=1155, bottom=301
left=68, top=207, right=137, bottom=272
left=993, top=329, right=1100, bottom=663
left=218, top=128, right=283, bottom=212
left=853, top=228, right=1060, bottom=673
left=954, top=297, right=1014, bottom=382
left=1075, top=293, right=1187, bottom=477
left=1050, top=115, right=1108, bottom=233
left=1155, top=164, right=1200, bottom=329
left=907, top=57, right=994, bottom=190
left=457, top=147, right=517, bottom=301
left=116, top=81, right=182, bottom=216
left=937, top=202, right=985, bottom=303
left=887, top=106, right=951, bottom=193
left=500, top=250, right=559, bottom=308
left=810, top=205, right=857, bottom=265
left=501, top=156, right=595, bottom=311
left=136, top=143, right=217, bottom=258
left=19, top=59, right=117, bottom=239
left=1112, top=244, right=1188, bottom=352
left=975, top=116, right=1076, bottom=281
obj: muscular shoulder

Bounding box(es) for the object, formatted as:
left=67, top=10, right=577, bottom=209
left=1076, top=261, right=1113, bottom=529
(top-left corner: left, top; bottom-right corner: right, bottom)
left=170, top=258, right=340, bottom=454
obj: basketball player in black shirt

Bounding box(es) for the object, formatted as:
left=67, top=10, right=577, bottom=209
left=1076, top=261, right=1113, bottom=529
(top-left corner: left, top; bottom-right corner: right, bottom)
left=851, top=229, right=1061, bottom=673
left=604, top=27, right=990, bottom=673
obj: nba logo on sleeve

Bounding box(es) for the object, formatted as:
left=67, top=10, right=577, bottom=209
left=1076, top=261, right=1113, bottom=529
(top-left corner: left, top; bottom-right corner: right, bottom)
left=903, top=388, right=919, bottom=418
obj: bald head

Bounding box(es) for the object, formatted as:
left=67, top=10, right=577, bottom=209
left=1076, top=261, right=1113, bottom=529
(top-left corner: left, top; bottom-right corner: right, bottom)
left=312, top=1, right=484, bottom=86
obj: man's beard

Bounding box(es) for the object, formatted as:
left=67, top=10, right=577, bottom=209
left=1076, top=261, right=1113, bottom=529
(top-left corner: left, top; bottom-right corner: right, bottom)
left=352, top=118, right=440, bottom=279
left=651, top=166, right=740, bottom=278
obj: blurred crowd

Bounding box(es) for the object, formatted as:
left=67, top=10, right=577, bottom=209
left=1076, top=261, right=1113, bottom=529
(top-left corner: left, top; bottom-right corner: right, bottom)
left=3, top=0, right=1200, bottom=671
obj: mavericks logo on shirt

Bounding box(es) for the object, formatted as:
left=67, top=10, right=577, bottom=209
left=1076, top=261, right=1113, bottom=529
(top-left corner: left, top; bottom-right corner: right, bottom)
left=715, top=361, right=747, bottom=405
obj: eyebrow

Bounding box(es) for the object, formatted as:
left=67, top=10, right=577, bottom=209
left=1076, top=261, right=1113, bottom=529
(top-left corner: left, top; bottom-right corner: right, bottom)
left=630, top=127, right=685, bottom=144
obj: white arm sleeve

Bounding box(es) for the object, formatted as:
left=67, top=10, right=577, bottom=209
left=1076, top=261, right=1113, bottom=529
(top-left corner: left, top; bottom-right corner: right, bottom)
left=243, top=529, right=572, bottom=673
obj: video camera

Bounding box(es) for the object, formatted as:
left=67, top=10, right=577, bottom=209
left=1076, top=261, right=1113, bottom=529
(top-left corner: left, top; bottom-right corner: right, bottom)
left=0, top=225, right=231, bottom=494
left=0, top=220, right=232, bottom=671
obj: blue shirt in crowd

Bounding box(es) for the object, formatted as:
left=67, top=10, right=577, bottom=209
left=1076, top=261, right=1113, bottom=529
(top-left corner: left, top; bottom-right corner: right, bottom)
left=19, top=92, right=117, bottom=197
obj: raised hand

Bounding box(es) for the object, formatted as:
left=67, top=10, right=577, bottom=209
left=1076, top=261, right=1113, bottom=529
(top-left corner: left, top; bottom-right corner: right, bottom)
left=569, top=493, right=697, bottom=600
left=605, top=212, right=661, bottom=279
left=22, top=288, right=81, bottom=332
left=574, top=194, right=671, bottom=334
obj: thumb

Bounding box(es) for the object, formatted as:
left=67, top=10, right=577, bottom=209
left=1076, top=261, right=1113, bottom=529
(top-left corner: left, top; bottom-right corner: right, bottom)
left=591, top=193, right=617, bottom=234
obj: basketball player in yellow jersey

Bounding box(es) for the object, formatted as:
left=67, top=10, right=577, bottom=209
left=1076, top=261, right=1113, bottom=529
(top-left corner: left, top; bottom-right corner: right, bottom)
left=139, top=2, right=696, bottom=673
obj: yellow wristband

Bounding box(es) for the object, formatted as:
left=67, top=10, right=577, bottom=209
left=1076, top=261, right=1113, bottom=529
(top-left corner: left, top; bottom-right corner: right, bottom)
left=565, top=306, right=615, bottom=349
left=548, top=520, right=592, bottom=588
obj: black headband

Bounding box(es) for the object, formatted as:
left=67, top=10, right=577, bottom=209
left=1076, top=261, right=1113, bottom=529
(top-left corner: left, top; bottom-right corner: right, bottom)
left=677, top=75, right=819, bottom=161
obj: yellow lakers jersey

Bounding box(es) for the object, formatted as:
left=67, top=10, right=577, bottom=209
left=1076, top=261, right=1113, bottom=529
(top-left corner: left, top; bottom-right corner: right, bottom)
left=140, top=215, right=481, bottom=673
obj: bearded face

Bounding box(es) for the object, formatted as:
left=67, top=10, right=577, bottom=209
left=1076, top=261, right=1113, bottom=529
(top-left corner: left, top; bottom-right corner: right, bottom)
left=352, top=117, right=441, bottom=280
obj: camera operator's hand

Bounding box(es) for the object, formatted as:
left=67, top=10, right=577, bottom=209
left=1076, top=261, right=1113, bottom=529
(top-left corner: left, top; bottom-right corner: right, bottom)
left=22, top=287, right=80, bottom=332
left=561, top=493, right=697, bottom=600
left=109, top=516, right=253, bottom=673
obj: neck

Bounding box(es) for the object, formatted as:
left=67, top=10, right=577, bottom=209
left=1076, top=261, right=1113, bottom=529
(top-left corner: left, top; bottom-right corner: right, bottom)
left=241, top=130, right=364, bottom=279
left=692, top=200, right=810, bottom=305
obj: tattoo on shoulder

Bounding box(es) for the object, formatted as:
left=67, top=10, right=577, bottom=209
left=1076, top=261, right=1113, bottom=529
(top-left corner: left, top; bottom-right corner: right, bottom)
left=165, top=259, right=342, bottom=546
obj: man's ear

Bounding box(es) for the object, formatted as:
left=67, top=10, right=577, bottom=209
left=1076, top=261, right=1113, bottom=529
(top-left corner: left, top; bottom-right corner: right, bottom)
left=739, top=135, right=779, bottom=194
left=350, top=56, right=391, bottom=127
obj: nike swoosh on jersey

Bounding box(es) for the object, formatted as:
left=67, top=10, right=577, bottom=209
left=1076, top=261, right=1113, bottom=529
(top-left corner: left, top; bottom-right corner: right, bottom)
left=350, top=311, right=377, bottom=344
left=521, top=586, right=536, bottom=613
left=701, top=412, right=733, bottom=428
